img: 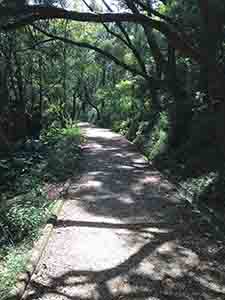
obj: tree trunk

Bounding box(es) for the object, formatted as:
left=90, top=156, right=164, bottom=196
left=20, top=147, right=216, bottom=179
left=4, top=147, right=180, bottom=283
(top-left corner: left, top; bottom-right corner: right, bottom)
left=198, top=1, right=225, bottom=156
left=207, top=68, right=225, bottom=157
left=167, top=45, right=193, bottom=148
left=39, top=56, right=43, bottom=116
left=0, top=124, right=11, bottom=154
left=84, top=84, right=101, bottom=121
left=72, top=92, right=76, bottom=121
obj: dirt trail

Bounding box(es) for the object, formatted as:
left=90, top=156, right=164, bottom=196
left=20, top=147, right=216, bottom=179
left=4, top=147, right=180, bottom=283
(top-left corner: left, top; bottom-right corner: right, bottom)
left=24, top=123, right=225, bottom=300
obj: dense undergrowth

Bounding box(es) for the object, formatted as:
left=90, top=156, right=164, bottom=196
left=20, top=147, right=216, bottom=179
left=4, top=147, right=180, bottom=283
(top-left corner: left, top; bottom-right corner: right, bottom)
left=0, top=124, right=82, bottom=299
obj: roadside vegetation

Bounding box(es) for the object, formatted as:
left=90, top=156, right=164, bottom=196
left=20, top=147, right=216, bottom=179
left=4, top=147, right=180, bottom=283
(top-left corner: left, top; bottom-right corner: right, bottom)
left=0, top=124, right=81, bottom=299
left=1, top=0, right=225, bottom=296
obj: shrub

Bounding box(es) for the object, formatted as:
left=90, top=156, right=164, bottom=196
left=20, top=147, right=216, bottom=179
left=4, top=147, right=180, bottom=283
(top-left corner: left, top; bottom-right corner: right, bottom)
left=144, top=112, right=169, bottom=160
left=0, top=187, right=51, bottom=245
left=0, top=247, right=28, bottom=299
left=41, top=123, right=82, bottom=181
left=45, top=136, right=81, bottom=181
left=0, top=122, right=82, bottom=298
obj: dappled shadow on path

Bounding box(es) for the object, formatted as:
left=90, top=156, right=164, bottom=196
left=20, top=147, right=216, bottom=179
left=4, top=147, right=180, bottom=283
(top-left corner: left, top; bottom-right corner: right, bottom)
left=23, top=227, right=225, bottom=300
left=23, top=124, right=225, bottom=300
left=66, top=125, right=181, bottom=223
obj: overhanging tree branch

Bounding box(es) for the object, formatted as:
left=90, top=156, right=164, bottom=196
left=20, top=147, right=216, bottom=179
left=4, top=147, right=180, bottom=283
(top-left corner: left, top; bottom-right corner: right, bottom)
left=81, top=0, right=148, bottom=76
left=32, top=25, right=150, bottom=80
left=124, top=0, right=166, bottom=78
left=1, top=5, right=202, bottom=63
left=16, top=38, right=55, bottom=52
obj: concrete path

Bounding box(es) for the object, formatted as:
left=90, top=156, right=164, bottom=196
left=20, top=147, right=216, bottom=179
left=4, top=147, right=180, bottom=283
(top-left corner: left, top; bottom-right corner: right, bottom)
left=24, top=123, right=225, bottom=300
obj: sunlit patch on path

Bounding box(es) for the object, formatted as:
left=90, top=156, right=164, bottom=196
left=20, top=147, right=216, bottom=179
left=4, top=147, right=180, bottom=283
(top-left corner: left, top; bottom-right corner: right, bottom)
left=24, top=123, right=225, bottom=300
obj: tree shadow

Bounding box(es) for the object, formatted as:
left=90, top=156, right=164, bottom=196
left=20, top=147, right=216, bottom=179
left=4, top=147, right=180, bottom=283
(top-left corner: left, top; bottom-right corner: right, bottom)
left=23, top=231, right=225, bottom=300
left=66, top=127, right=182, bottom=224
left=54, top=220, right=173, bottom=232
left=21, top=124, right=225, bottom=300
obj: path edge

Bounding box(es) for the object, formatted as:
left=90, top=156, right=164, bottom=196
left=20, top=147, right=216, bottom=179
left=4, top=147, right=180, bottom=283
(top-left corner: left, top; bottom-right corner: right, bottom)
left=124, top=129, right=225, bottom=239
left=8, top=199, right=64, bottom=300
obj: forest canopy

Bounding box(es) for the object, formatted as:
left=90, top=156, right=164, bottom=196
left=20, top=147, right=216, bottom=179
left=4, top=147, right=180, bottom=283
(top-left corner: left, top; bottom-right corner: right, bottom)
left=1, top=1, right=225, bottom=295
left=0, top=0, right=225, bottom=216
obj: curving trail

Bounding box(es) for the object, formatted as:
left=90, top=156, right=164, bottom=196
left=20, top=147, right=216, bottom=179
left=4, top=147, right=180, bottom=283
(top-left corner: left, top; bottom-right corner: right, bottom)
left=24, top=123, right=225, bottom=300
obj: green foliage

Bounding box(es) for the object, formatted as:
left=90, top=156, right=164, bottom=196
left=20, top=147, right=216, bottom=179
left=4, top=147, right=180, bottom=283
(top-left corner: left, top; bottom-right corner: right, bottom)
left=61, top=124, right=81, bottom=138
left=147, top=129, right=168, bottom=160
left=0, top=247, right=28, bottom=300
left=45, top=137, right=81, bottom=181
left=0, top=176, right=52, bottom=298
left=179, top=172, right=219, bottom=199
left=44, top=122, right=80, bottom=141
left=1, top=3, right=225, bottom=293
left=42, top=123, right=82, bottom=181
left=144, top=113, right=169, bottom=160
left=0, top=190, right=50, bottom=243
left=0, top=122, right=82, bottom=297
left=112, top=120, right=130, bottom=135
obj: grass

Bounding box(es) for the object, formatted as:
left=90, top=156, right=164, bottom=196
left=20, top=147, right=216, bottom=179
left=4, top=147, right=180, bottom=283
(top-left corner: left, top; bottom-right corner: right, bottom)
left=0, top=123, right=82, bottom=298
left=0, top=246, right=30, bottom=300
